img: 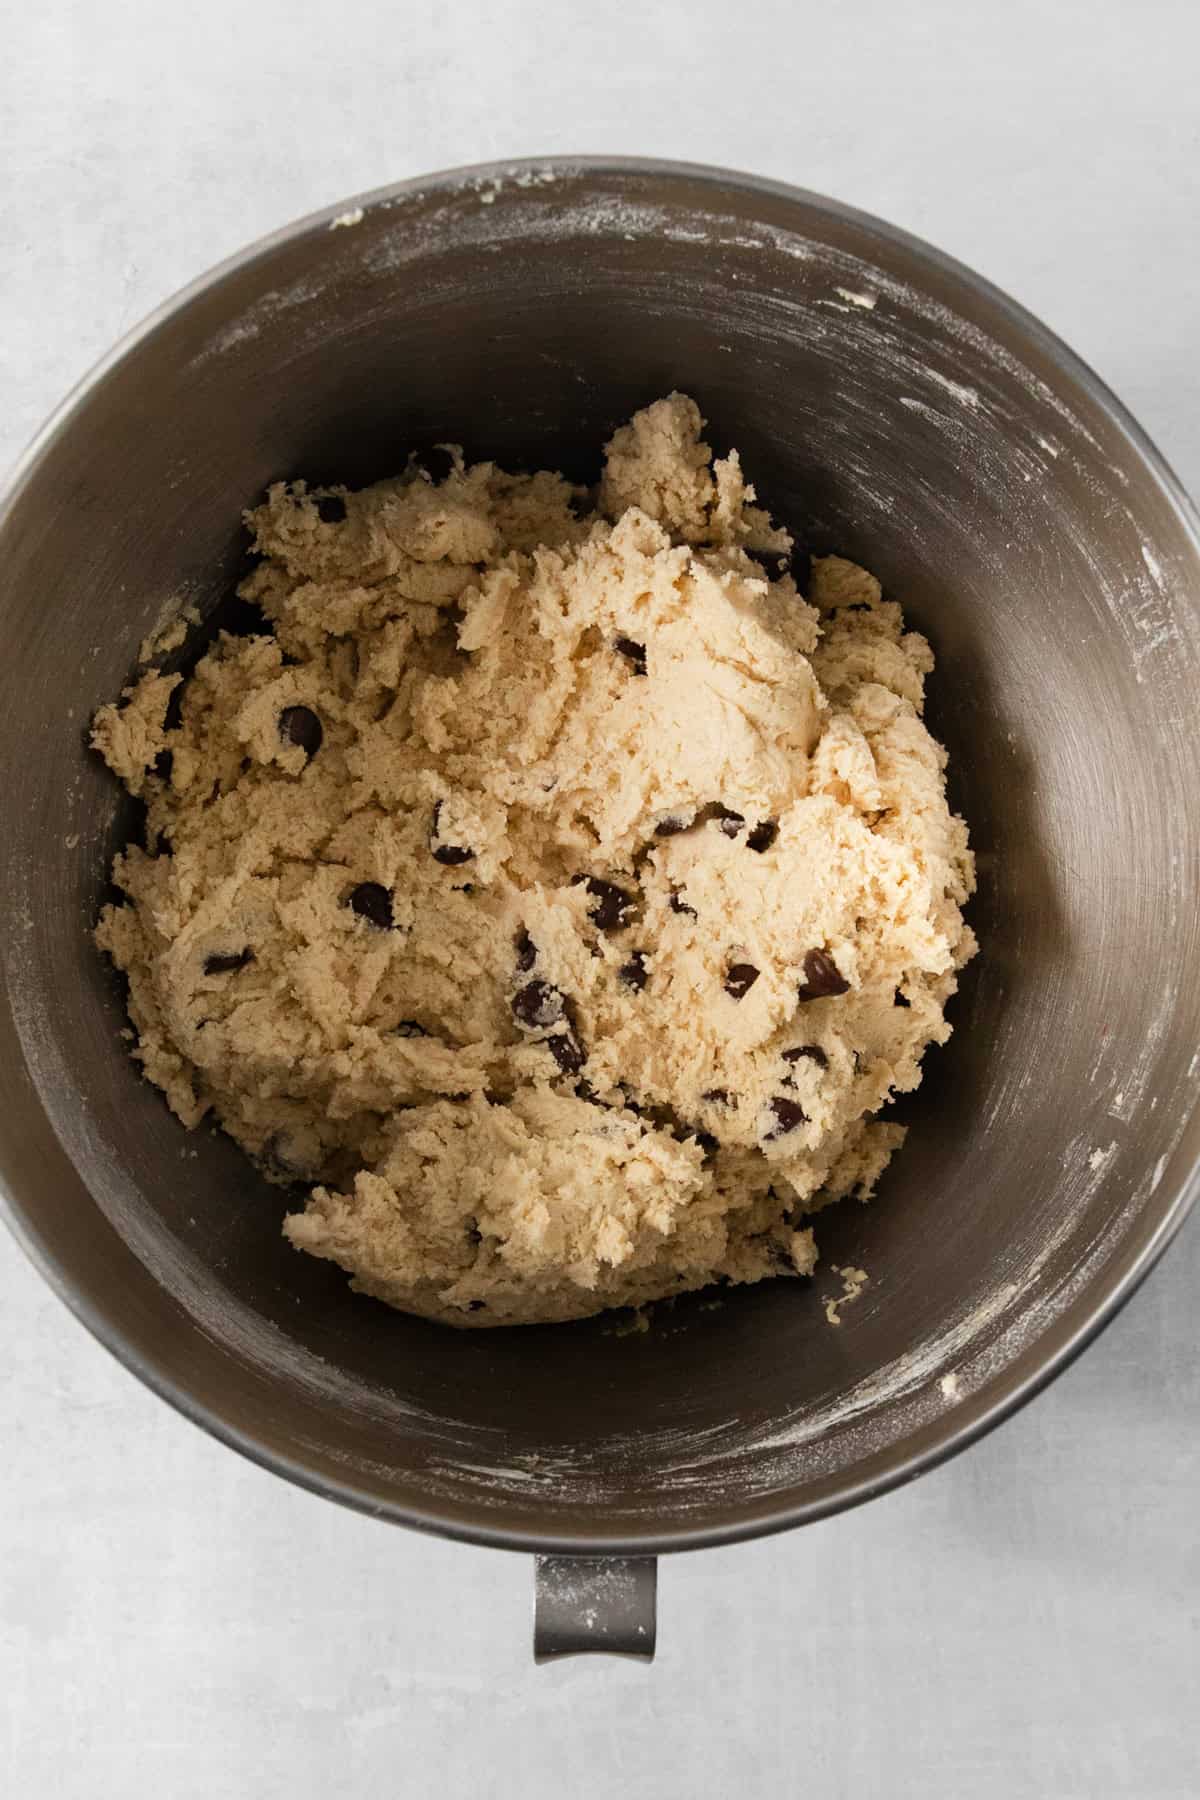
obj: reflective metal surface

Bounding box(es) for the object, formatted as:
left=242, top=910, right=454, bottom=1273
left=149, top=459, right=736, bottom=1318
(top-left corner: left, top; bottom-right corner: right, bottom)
left=0, top=159, right=1197, bottom=1559
left=534, top=1558, right=657, bottom=1662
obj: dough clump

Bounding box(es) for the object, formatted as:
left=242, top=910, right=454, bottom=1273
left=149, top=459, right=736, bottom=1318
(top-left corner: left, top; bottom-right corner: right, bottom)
left=94, top=395, right=975, bottom=1327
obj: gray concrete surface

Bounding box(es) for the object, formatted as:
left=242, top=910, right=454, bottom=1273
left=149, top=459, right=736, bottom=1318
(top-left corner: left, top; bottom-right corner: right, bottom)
left=2, top=1, right=1197, bottom=1794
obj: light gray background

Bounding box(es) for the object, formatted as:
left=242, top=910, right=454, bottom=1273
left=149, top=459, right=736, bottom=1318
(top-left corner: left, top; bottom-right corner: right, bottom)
left=2, top=1, right=1197, bottom=1794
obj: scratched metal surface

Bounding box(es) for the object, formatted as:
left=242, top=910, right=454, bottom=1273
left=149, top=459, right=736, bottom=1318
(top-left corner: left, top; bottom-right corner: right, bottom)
left=2, top=3, right=1199, bottom=1796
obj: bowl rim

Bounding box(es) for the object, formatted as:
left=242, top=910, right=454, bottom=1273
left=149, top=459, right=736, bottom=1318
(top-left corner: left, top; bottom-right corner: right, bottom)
left=2, top=153, right=1198, bottom=1557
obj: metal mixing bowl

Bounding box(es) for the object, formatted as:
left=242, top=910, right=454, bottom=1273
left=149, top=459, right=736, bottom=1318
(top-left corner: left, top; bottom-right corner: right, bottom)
left=2, top=159, right=1197, bottom=1658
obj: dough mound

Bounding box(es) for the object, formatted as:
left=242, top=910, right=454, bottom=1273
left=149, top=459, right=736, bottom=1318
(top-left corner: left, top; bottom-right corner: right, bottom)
left=93, top=395, right=975, bottom=1328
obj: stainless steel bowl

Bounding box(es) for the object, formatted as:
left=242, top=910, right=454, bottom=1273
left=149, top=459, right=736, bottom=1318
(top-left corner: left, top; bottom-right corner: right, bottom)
left=2, top=158, right=1197, bottom=1659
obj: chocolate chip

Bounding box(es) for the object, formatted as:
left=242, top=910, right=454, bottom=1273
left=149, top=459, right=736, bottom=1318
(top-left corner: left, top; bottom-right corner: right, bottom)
left=702, top=1088, right=732, bottom=1105
left=430, top=800, right=474, bottom=866
left=797, top=948, right=850, bottom=1001
left=547, top=1027, right=586, bottom=1074
left=512, top=979, right=565, bottom=1029
left=279, top=705, right=323, bottom=757
left=394, top=1020, right=428, bottom=1037
left=348, top=882, right=394, bottom=928
left=203, top=948, right=254, bottom=975
left=466, top=1299, right=485, bottom=1313
left=668, top=889, right=697, bottom=919
left=716, top=808, right=745, bottom=838
left=654, top=814, right=690, bottom=836
left=575, top=1078, right=599, bottom=1103
left=315, top=494, right=346, bottom=524
left=693, top=1130, right=719, bottom=1155
left=614, top=636, right=647, bottom=676
left=618, top=952, right=649, bottom=991
left=747, top=820, right=778, bottom=853
left=586, top=877, right=636, bottom=931
left=466, top=1220, right=483, bottom=1245
left=724, top=962, right=760, bottom=1000
left=782, top=1043, right=829, bottom=1069
left=764, top=1095, right=808, bottom=1140
left=152, top=748, right=174, bottom=782
left=894, top=988, right=911, bottom=1008
left=515, top=929, right=537, bottom=973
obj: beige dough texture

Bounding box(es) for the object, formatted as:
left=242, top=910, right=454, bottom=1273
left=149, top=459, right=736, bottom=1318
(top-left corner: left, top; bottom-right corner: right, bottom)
left=93, top=395, right=976, bottom=1328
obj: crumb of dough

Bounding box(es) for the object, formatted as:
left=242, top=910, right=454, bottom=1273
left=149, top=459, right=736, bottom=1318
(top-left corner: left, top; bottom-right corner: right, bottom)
left=91, top=669, right=180, bottom=796
left=92, top=393, right=976, bottom=1328
left=824, top=1264, right=870, bottom=1326
left=138, top=599, right=202, bottom=668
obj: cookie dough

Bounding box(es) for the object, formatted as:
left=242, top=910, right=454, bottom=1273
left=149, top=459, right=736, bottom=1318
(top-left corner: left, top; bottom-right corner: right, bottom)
left=93, top=394, right=975, bottom=1328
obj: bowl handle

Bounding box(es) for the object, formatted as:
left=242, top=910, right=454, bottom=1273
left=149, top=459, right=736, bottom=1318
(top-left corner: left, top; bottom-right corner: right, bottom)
left=533, top=1555, right=658, bottom=1662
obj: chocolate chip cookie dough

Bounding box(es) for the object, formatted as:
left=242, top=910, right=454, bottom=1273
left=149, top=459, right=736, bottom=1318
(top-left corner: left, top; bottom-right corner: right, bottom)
left=93, top=395, right=976, bottom=1327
